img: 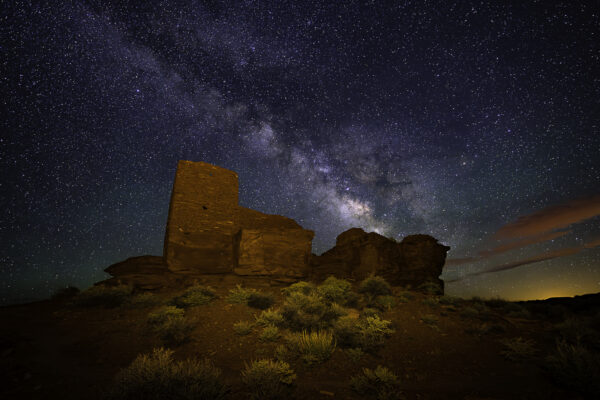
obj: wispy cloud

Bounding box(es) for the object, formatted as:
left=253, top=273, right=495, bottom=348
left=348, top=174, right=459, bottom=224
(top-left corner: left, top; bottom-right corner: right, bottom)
left=494, top=195, right=600, bottom=239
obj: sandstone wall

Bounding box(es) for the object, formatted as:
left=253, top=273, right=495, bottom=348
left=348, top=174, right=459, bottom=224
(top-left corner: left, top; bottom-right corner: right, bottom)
left=164, top=160, right=238, bottom=274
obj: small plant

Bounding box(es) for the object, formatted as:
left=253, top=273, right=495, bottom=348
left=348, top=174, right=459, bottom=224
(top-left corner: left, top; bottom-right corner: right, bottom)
left=241, top=359, right=296, bottom=400
left=346, top=347, right=364, bottom=363
left=247, top=292, right=275, bottom=310
left=438, top=295, right=460, bottom=305
left=286, top=329, right=336, bottom=365
left=73, top=285, right=133, bottom=308
left=500, top=337, right=536, bottom=361
left=281, top=281, right=316, bottom=296
left=418, top=281, right=442, bottom=295
left=259, top=325, right=280, bottom=342
left=350, top=365, right=402, bottom=400
left=147, top=306, right=193, bottom=345
left=358, top=275, right=392, bottom=298
left=171, top=285, right=216, bottom=308
left=546, top=339, right=600, bottom=397
left=317, top=276, right=352, bottom=304
left=128, top=292, right=162, bottom=308
left=360, top=308, right=381, bottom=319
left=255, top=308, right=285, bottom=327
left=555, top=317, right=598, bottom=345
left=334, top=315, right=394, bottom=350
left=227, top=284, right=258, bottom=304
left=460, top=306, right=480, bottom=319
left=420, top=314, right=439, bottom=327
left=109, top=348, right=228, bottom=400
left=281, top=292, right=337, bottom=331
left=52, top=286, right=80, bottom=300
left=394, top=289, right=414, bottom=303
left=374, top=295, right=396, bottom=311
left=274, top=344, right=290, bottom=362
left=234, top=320, right=254, bottom=336
left=422, top=297, right=439, bottom=308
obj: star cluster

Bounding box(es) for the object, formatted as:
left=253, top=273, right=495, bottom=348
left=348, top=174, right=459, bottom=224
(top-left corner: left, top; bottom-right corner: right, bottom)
left=2, top=1, right=599, bottom=304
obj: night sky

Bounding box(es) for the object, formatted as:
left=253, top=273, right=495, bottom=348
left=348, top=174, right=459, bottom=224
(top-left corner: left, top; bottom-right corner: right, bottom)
left=2, top=1, right=599, bottom=304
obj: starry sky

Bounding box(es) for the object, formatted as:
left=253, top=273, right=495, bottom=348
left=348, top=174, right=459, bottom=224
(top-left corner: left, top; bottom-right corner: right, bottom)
left=2, top=0, right=599, bottom=304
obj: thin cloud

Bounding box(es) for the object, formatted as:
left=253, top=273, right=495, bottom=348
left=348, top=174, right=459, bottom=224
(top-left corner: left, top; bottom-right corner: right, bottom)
left=494, top=195, right=600, bottom=239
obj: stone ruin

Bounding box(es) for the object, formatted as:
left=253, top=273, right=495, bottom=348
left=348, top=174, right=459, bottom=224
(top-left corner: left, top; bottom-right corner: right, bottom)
left=99, top=160, right=450, bottom=291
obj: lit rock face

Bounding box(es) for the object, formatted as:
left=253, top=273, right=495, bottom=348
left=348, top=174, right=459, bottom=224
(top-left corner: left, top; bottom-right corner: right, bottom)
left=163, top=160, right=314, bottom=279
left=311, top=228, right=449, bottom=292
left=164, top=161, right=239, bottom=274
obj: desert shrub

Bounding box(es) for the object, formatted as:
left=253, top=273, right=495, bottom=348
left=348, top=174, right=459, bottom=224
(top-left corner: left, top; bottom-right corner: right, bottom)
left=108, top=348, right=228, bottom=400
left=500, top=337, right=536, bottom=361
left=350, top=365, right=401, bottom=400
left=358, top=275, right=392, bottom=298
left=345, top=291, right=361, bottom=307
left=227, top=284, right=258, bottom=304
left=234, top=320, right=254, bottom=336
left=334, top=315, right=394, bottom=350
left=418, top=281, right=442, bottom=295
left=546, top=340, right=600, bottom=397
left=247, top=292, right=275, bottom=310
left=422, top=297, right=439, bottom=308
left=360, top=307, right=381, bottom=319
left=346, top=347, right=364, bottom=363
left=255, top=308, right=285, bottom=327
left=317, top=276, right=352, bottom=304
left=147, top=306, right=193, bottom=345
left=74, top=285, right=133, bottom=308
left=286, top=330, right=336, bottom=365
left=394, top=289, right=414, bottom=302
left=281, top=292, right=331, bottom=331
left=171, top=285, right=216, bottom=308
left=241, top=359, right=296, bottom=400
left=128, top=292, right=163, bottom=308
left=438, top=296, right=460, bottom=306
left=372, top=295, right=396, bottom=311
left=281, top=281, right=316, bottom=297
left=555, top=317, right=599, bottom=347
left=460, top=306, right=480, bottom=319
left=52, top=286, right=80, bottom=300
left=274, top=344, right=290, bottom=362
left=259, top=325, right=280, bottom=342
left=420, top=314, right=439, bottom=327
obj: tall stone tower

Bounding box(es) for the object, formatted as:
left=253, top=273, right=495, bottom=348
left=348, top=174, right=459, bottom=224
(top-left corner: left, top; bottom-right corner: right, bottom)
left=164, top=160, right=238, bottom=274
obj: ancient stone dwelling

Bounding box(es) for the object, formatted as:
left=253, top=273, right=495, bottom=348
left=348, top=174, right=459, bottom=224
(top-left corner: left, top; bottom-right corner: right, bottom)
left=164, top=160, right=315, bottom=280
left=100, top=160, right=450, bottom=291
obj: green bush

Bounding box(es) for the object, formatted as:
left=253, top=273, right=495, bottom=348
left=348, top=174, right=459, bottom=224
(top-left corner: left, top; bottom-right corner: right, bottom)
left=281, top=292, right=332, bottom=331
left=127, top=292, right=163, bottom=308
left=360, top=308, right=381, bottom=319
left=500, top=337, right=536, bottom=361
left=555, top=317, right=600, bottom=347
left=286, top=330, right=336, bottom=365
left=281, top=281, right=316, bottom=297
left=333, top=315, right=394, bottom=350
left=147, top=306, right=192, bottom=345
left=374, top=295, right=396, bottom=311
left=317, top=276, right=353, bottom=304
left=171, top=285, right=216, bottom=308
left=420, top=314, right=439, bottom=327
left=234, top=320, right=254, bottom=336
left=255, top=309, right=285, bottom=327
left=358, top=276, right=392, bottom=298
left=394, top=290, right=414, bottom=303
left=108, top=348, right=228, bottom=400
left=259, top=325, right=280, bottom=342
left=52, top=286, right=80, bottom=300
left=546, top=340, right=600, bottom=397
left=350, top=365, right=401, bottom=400
left=227, top=284, right=258, bottom=304
left=247, top=292, right=275, bottom=310
left=241, top=359, right=296, bottom=400
left=346, top=347, right=364, bottom=363
left=73, top=285, right=133, bottom=308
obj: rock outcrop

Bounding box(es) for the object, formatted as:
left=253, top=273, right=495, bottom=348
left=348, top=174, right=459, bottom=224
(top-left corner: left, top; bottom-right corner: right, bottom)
left=311, top=228, right=449, bottom=291
left=97, top=160, right=449, bottom=292
left=100, top=256, right=181, bottom=290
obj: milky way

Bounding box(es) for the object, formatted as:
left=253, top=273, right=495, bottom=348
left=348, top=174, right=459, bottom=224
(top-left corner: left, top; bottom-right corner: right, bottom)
left=2, top=1, right=599, bottom=303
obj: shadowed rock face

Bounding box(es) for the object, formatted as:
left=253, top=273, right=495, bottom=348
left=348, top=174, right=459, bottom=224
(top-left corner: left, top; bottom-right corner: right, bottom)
left=311, top=228, right=450, bottom=291
left=100, top=256, right=181, bottom=290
